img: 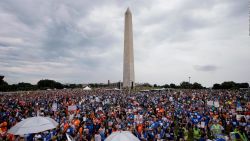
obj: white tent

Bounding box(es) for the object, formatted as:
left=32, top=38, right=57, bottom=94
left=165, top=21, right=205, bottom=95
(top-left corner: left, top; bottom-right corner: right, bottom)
left=83, top=86, right=92, bottom=90
left=105, top=131, right=140, bottom=141
left=113, top=88, right=121, bottom=91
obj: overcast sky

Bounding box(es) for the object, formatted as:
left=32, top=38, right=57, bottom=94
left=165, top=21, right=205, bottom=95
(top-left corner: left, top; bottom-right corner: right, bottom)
left=0, top=0, right=249, bottom=87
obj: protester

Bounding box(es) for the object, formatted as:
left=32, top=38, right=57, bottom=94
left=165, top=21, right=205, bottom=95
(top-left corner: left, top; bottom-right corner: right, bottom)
left=0, top=88, right=249, bottom=141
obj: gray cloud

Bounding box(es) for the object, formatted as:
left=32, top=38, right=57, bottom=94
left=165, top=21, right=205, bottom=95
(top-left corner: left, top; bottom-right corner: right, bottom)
left=0, top=0, right=249, bottom=87
left=194, top=65, right=218, bottom=72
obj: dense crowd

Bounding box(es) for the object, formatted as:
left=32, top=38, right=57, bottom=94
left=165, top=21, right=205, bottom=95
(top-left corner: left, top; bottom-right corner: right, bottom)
left=0, top=88, right=249, bottom=141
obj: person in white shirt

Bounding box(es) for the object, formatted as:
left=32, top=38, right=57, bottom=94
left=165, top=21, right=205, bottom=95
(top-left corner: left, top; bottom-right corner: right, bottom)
left=94, top=131, right=101, bottom=141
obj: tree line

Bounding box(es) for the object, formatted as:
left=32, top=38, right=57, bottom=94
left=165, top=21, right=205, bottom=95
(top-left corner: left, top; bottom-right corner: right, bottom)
left=138, top=81, right=249, bottom=89
left=212, top=81, right=249, bottom=89
left=0, top=78, right=82, bottom=92
left=0, top=76, right=249, bottom=92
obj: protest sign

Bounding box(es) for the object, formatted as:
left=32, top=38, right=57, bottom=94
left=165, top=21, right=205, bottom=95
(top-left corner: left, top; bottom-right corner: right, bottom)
left=207, top=101, right=213, bottom=106
left=214, top=101, right=219, bottom=107
left=236, top=106, right=243, bottom=111
left=236, top=115, right=245, bottom=121
left=68, top=105, right=77, bottom=111
left=95, top=97, right=100, bottom=102
left=200, top=122, right=205, bottom=128
left=169, top=97, right=173, bottom=102
left=52, top=103, right=57, bottom=111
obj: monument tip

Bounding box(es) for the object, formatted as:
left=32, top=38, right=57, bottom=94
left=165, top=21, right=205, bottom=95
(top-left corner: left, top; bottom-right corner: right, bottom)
left=126, top=7, right=131, bottom=14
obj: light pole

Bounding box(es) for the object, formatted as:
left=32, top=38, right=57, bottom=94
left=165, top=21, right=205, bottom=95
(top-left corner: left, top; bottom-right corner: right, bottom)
left=189, top=76, right=191, bottom=89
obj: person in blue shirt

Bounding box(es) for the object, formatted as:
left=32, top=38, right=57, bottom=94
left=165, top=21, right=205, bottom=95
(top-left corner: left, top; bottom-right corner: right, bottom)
left=231, top=116, right=238, bottom=129
left=146, top=128, right=155, bottom=140
left=204, top=113, right=210, bottom=127
left=87, top=122, right=94, bottom=135
left=192, top=115, right=201, bottom=125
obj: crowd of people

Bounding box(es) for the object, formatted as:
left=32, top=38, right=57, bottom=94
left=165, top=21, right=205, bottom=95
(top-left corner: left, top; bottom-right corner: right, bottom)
left=0, top=88, right=249, bottom=141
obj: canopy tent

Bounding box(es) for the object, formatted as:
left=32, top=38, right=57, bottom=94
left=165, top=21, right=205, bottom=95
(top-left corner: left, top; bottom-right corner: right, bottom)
left=8, top=116, right=58, bottom=135
left=105, top=131, right=140, bottom=141
left=105, top=88, right=121, bottom=91
left=150, top=88, right=166, bottom=91
left=83, top=86, right=92, bottom=90
left=113, top=88, right=121, bottom=91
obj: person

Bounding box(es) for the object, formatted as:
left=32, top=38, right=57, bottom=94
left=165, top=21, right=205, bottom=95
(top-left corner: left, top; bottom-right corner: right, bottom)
left=0, top=88, right=249, bottom=141
left=193, top=126, right=201, bottom=140
left=177, top=127, right=184, bottom=141
left=210, top=120, right=224, bottom=138
left=94, top=131, right=101, bottom=141
left=183, top=126, right=189, bottom=140
left=232, top=127, right=248, bottom=141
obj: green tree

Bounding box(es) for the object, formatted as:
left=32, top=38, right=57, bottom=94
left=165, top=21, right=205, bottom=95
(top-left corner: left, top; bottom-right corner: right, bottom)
left=17, top=82, right=35, bottom=90
left=192, top=82, right=204, bottom=89
left=170, top=83, right=177, bottom=88
left=162, top=84, right=170, bottom=88
left=221, top=81, right=237, bottom=89
left=142, top=83, right=152, bottom=87
left=180, top=81, right=191, bottom=89
left=212, top=83, right=221, bottom=89
left=37, top=79, right=63, bottom=89
left=237, top=83, right=249, bottom=88
left=0, top=76, right=8, bottom=86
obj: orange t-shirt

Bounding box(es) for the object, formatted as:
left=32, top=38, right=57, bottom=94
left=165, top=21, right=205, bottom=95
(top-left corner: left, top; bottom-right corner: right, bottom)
left=74, top=119, right=80, bottom=127
left=0, top=122, right=7, bottom=132
left=137, top=124, right=143, bottom=134
left=63, top=123, right=69, bottom=133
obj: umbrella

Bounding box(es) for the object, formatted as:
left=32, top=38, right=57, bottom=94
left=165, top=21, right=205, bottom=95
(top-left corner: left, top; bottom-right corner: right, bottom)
left=8, top=116, right=58, bottom=135
left=105, top=131, right=140, bottom=141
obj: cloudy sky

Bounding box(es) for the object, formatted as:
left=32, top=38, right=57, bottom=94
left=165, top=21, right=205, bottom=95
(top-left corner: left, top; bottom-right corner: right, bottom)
left=0, top=0, right=249, bottom=87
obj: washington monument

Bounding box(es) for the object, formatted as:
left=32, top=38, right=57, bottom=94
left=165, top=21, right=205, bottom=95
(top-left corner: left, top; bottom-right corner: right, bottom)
left=123, top=8, right=135, bottom=88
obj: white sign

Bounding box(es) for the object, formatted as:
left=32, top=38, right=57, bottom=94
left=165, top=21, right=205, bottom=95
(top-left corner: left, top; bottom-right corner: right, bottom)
left=69, top=113, right=74, bottom=121
left=105, top=99, right=110, bottom=104
left=236, top=115, right=245, bottom=121
left=200, top=122, right=205, bottom=128
left=236, top=107, right=243, bottom=111
left=214, top=101, right=219, bottom=108
left=169, top=97, right=173, bottom=102
left=68, top=105, right=77, bottom=111
left=139, top=115, right=143, bottom=123
left=207, top=101, right=213, bottom=106
left=52, top=103, right=57, bottom=111
left=95, top=97, right=100, bottom=102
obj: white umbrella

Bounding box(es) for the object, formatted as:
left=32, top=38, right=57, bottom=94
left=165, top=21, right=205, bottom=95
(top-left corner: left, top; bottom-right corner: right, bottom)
left=105, top=131, right=140, bottom=141
left=8, top=116, right=58, bottom=135
left=66, top=133, right=75, bottom=141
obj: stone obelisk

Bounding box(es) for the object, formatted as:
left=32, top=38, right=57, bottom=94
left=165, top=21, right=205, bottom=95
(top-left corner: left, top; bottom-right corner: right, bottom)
left=123, top=8, right=135, bottom=88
